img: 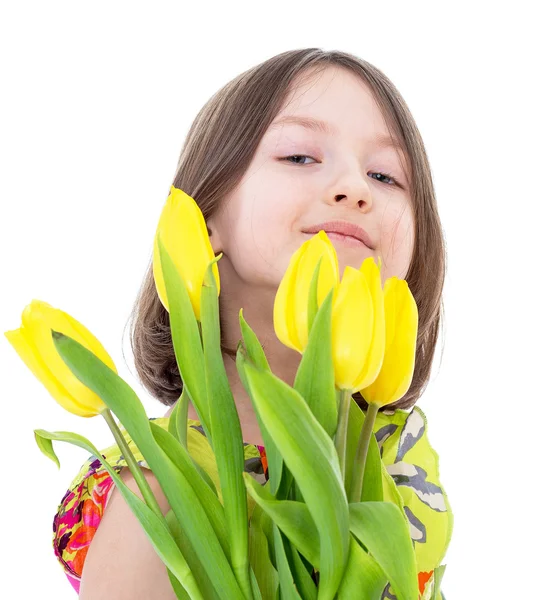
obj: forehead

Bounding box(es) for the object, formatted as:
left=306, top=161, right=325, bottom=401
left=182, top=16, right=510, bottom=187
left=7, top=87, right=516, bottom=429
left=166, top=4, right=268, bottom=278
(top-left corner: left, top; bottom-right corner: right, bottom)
left=268, top=114, right=403, bottom=153
left=265, top=67, right=407, bottom=160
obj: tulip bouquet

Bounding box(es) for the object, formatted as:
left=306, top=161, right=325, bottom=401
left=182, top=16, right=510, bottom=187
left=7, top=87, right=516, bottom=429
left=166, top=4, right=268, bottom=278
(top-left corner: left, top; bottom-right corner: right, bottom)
left=5, top=185, right=446, bottom=599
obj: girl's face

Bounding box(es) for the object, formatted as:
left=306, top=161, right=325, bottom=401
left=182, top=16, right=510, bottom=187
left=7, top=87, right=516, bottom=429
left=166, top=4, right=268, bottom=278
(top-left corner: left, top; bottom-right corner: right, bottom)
left=208, top=66, right=414, bottom=294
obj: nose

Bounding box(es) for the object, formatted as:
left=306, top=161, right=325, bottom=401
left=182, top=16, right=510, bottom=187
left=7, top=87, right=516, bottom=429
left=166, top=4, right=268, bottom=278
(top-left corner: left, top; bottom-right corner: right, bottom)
left=332, top=173, right=373, bottom=210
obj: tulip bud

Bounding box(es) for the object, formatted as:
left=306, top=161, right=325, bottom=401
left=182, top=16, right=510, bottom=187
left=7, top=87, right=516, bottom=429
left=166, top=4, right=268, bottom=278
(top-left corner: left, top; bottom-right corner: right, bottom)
left=4, top=300, right=116, bottom=417
left=153, top=186, right=220, bottom=321
left=274, top=230, right=339, bottom=353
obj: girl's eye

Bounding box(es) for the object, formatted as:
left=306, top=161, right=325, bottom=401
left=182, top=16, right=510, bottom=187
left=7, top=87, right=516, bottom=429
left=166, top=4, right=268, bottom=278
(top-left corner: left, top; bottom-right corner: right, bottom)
left=369, top=171, right=399, bottom=186
left=281, top=156, right=400, bottom=187
left=281, top=154, right=317, bottom=165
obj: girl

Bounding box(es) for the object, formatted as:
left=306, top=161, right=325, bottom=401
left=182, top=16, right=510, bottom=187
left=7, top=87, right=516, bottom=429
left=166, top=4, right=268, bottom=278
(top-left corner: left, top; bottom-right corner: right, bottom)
left=53, top=48, right=451, bottom=599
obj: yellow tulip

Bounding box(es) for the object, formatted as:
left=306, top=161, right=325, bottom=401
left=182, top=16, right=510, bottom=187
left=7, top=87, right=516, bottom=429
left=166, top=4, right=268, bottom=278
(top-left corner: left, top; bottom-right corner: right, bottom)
left=358, top=278, right=418, bottom=407
left=4, top=300, right=116, bottom=417
left=153, top=185, right=220, bottom=321
left=331, top=256, right=385, bottom=392
left=273, top=230, right=339, bottom=353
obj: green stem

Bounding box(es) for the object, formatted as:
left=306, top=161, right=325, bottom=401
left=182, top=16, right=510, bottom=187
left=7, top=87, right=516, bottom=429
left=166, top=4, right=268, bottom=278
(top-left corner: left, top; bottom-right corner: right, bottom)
left=334, top=388, right=353, bottom=484
left=176, top=386, right=190, bottom=450
left=348, top=402, right=380, bottom=504
left=101, top=408, right=164, bottom=520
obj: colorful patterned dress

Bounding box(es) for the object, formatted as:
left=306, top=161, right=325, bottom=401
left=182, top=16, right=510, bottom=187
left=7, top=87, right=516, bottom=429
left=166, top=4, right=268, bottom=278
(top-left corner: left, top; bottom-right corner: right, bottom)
left=52, top=407, right=453, bottom=598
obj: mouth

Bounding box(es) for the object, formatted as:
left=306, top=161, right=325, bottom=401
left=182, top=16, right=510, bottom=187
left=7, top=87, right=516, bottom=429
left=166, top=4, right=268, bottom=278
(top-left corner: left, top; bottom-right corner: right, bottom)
left=303, top=231, right=369, bottom=249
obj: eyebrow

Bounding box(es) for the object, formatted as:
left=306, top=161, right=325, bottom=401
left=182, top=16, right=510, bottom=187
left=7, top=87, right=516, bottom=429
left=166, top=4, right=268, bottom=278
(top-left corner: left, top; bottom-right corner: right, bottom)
left=269, top=115, right=403, bottom=151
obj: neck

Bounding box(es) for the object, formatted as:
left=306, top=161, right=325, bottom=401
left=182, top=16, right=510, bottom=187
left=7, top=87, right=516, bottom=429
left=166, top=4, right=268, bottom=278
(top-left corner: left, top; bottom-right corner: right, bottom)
left=165, top=347, right=300, bottom=447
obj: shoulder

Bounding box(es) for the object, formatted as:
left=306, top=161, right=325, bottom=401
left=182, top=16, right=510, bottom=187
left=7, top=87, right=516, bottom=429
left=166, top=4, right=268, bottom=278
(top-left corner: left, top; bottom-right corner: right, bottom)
left=52, top=451, right=117, bottom=592
left=77, top=465, right=177, bottom=599
left=51, top=417, right=172, bottom=593
left=374, top=406, right=454, bottom=581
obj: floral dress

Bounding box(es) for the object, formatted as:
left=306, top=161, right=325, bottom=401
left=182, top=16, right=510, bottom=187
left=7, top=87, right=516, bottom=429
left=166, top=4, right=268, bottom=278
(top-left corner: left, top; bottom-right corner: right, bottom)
left=52, top=407, right=453, bottom=598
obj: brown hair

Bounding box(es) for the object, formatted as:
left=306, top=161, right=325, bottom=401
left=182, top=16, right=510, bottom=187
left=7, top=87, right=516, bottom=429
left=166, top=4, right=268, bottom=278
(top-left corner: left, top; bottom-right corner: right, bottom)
left=124, top=47, right=447, bottom=413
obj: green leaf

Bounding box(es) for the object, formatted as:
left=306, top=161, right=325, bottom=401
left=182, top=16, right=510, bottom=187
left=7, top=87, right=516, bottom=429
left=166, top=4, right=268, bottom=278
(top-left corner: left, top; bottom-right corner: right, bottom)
left=35, top=429, right=204, bottom=599
left=200, top=256, right=252, bottom=600
left=34, top=430, right=60, bottom=468
left=288, top=289, right=338, bottom=510
left=168, top=399, right=180, bottom=441
left=258, top=505, right=277, bottom=570
left=156, top=233, right=211, bottom=440
left=166, top=569, right=191, bottom=600
left=284, top=541, right=318, bottom=600
left=236, top=342, right=295, bottom=504
left=176, top=387, right=191, bottom=447
left=294, top=288, right=337, bottom=439
left=243, top=472, right=320, bottom=567
left=51, top=332, right=246, bottom=600
left=336, top=535, right=388, bottom=599
left=273, top=524, right=303, bottom=599
left=150, top=421, right=228, bottom=557
left=241, top=357, right=350, bottom=600
left=167, top=402, right=218, bottom=498
left=349, top=502, right=419, bottom=600
left=238, top=308, right=271, bottom=373
left=249, top=502, right=279, bottom=600
left=168, top=386, right=190, bottom=450
left=238, top=310, right=285, bottom=498
left=249, top=566, right=264, bottom=600
left=165, top=508, right=222, bottom=600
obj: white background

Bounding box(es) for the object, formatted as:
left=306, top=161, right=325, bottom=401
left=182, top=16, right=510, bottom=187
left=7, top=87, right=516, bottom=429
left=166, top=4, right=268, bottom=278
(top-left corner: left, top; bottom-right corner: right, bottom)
left=1, top=2, right=544, bottom=598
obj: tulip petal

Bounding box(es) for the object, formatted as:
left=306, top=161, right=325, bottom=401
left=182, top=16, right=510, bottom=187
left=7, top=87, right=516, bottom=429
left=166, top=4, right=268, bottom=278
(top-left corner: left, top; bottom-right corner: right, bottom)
left=332, top=267, right=374, bottom=390
left=153, top=233, right=169, bottom=310
left=352, top=257, right=386, bottom=391
left=4, top=327, right=88, bottom=415
left=315, top=230, right=340, bottom=306
left=359, top=279, right=418, bottom=406
left=294, top=239, right=321, bottom=349
left=274, top=249, right=305, bottom=353
left=20, top=300, right=109, bottom=416
left=274, top=231, right=339, bottom=355
left=388, top=281, right=418, bottom=401
left=62, top=311, right=118, bottom=373
left=294, top=232, right=339, bottom=349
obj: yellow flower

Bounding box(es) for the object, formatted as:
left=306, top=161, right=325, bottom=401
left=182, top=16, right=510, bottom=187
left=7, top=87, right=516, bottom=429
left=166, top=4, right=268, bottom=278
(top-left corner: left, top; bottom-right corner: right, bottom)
left=4, top=300, right=116, bottom=417
left=358, top=278, right=418, bottom=407
left=153, top=185, right=220, bottom=321
left=273, top=230, right=339, bottom=353
left=331, top=257, right=385, bottom=392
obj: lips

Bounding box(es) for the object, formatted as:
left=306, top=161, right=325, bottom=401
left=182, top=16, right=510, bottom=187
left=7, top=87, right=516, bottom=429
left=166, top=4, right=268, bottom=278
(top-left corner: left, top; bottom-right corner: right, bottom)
left=302, top=220, right=373, bottom=249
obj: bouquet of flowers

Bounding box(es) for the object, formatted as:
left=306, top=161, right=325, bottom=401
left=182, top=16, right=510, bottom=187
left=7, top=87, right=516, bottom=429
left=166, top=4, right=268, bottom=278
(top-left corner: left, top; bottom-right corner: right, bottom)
left=5, top=186, right=447, bottom=599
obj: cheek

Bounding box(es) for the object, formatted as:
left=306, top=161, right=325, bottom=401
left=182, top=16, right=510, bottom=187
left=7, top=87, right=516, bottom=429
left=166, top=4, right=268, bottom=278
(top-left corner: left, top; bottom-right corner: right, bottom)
left=238, top=179, right=301, bottom=238
left=218, top=162, right=312, bottom=281
left=380, top=200, right=413, bottom=242
left=221, top=197, right=292, bottom=279
left=378, top=204, right=414, bottom=280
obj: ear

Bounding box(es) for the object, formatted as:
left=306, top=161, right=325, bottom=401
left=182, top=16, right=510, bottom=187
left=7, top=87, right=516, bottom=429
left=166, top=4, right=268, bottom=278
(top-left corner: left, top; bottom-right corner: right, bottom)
left=206, top=219, right=222, bottom=254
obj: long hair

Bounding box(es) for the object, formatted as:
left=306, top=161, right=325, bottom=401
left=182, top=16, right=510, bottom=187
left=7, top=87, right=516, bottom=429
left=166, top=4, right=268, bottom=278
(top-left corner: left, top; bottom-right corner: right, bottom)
left=125, top=48, right=447, bottom=413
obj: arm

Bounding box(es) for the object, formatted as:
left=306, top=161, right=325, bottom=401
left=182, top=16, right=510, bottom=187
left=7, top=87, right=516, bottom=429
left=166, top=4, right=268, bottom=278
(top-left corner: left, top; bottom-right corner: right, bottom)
left=79, top=466, right=178, bottom=600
